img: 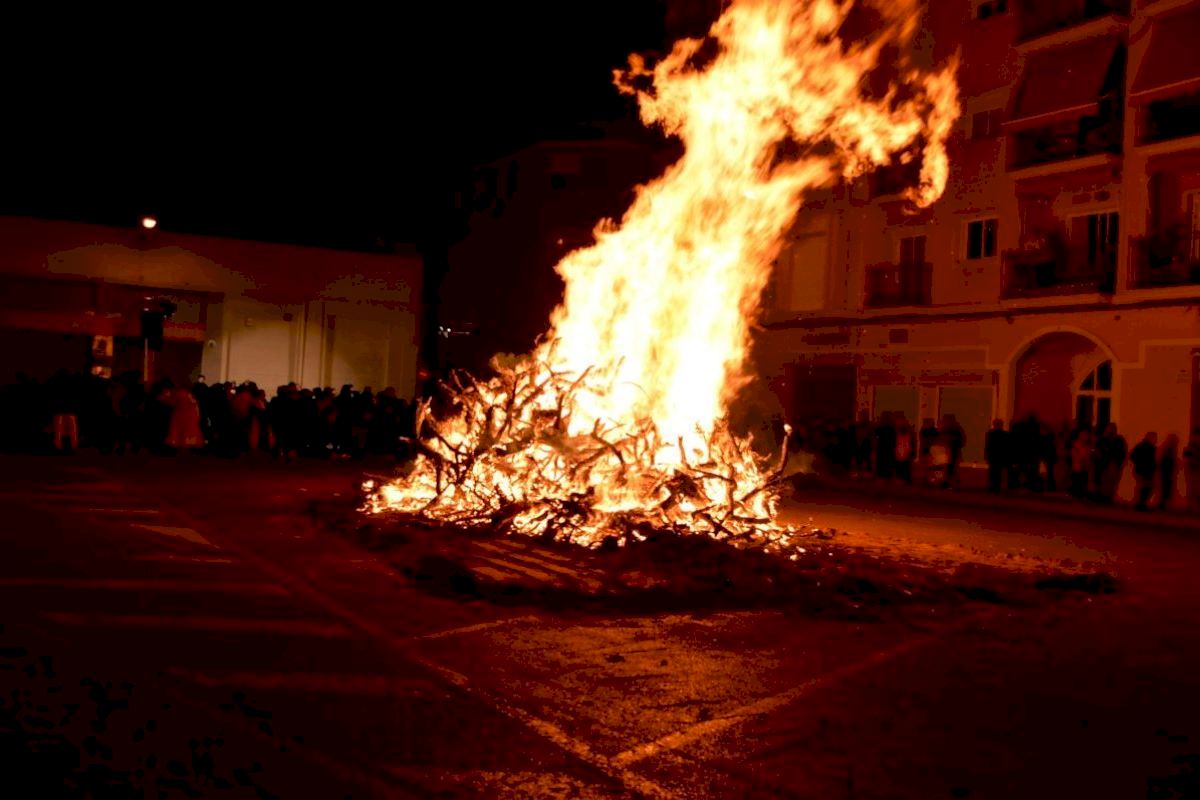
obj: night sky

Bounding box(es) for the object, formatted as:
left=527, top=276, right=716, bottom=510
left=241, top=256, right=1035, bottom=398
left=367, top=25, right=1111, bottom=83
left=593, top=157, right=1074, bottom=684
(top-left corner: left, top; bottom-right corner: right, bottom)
left=0, top=3, right=669, bottom=251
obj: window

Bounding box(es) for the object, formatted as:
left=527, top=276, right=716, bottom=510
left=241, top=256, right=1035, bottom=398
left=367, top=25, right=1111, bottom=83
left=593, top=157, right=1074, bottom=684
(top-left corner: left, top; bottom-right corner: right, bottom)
left=1071, top=211, right=1119, bottom=270
left=970, top=108, right=1004, bottom=140
left=1075, top=360, right=1113, bottom=431
left=974, top=0, right=1008, bottom=20
left=965, top=218, right=999, bottom=260
left=899, top=234, right=927, bottom=267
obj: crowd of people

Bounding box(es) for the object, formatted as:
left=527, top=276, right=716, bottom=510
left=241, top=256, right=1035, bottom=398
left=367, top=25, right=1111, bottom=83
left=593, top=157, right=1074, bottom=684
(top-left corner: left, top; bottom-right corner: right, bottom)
left=0, top=369, right=418, bottom=461
left=5, top=369, right=1200, bottom=513
left=798, top=411, right=969, bottom=489
left=797, top=410, right=1200, bottom=513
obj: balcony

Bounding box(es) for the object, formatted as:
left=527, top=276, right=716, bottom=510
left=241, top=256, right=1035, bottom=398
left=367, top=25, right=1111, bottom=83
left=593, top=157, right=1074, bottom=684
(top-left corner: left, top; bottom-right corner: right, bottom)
left=869, top=158, right=923, bottom=201
left=1017, top=0, right=1130, bottom=43
left=864, top=262, right=932, bottom=308
left=1129, top=231, right=1200, bottom=288
left=1009, top=116, right=1122, bottom=171
left=1001, top=248, right=1115, bottom=298
left=1140, top=91, right=1200, bottom=146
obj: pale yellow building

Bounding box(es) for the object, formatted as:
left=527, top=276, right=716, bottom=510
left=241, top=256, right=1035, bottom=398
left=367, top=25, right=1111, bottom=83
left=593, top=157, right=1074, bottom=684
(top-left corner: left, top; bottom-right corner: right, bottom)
left=757, top=0, right=1200, bottom=473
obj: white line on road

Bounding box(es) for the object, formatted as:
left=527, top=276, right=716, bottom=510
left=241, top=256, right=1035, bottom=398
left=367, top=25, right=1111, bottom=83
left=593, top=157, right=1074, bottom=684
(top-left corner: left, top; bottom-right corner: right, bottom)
left=475, top=541, right=588, bottom=578
left=610, top=611, right=1008, bottom=769
left=411, top=615, right=539, bottom=641
left=133, top=554, right=236, bottom=565
left=474, top=555, right=562, bottom=583
left=75, top=507, right=162, bottom=516
left=167, top=667, right=440, bottom=696
left=41, top=611, right=351, bottom=638
left=0, top=577, right=287, bottom=596
left=135, top=524, right=215, bottom=547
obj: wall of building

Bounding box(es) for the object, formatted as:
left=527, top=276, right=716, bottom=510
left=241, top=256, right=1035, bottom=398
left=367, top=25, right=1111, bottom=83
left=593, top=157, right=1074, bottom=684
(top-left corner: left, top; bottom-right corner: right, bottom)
left=440, top=134, right=665, bottom=372
left=0, top=216, right=422, bottom=395
left=754, top=0, right=1200, bottom=492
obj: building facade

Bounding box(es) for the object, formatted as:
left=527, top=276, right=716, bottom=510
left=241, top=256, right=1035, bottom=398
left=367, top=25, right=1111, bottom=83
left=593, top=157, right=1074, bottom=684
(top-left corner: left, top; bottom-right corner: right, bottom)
left=0, top=216, right=422, bottom=395
left=440, top=131, right=664, bottom=372
left=756, top=0, right=1200, bottom=473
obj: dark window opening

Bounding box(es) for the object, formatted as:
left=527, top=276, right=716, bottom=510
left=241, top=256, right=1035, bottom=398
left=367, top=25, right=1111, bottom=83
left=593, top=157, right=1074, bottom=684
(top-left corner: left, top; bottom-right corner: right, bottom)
left=966, top=218, right=998, bottom=259
left=971, top=108, right=1004, bottom=140
left=976, top=0, right=1008, bottom=20
left=1142, top=91, right=1200, bottom=145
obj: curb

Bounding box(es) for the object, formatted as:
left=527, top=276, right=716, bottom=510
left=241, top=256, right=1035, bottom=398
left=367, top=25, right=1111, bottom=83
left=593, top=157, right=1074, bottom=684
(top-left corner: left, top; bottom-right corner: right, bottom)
left=793, top=475, right=1200, bottom=533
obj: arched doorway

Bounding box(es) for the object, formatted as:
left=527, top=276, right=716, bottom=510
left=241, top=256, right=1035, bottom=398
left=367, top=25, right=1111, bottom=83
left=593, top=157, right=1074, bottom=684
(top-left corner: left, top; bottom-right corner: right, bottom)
left=1012, top=331, right=1111, bottom=428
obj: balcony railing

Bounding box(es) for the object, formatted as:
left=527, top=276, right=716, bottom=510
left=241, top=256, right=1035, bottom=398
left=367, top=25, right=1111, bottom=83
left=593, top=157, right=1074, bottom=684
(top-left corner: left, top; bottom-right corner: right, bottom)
left=1140, top=92, right=1200, bottom=145
left=864, top=262, right=932, bottom=308
left=1009, top=117, right=1122, bottom=170
left=1129, top=232, right=1200, bottom=288
left=1017, top=0, right=1129, bottom=42
left=1001, top=248, right=1115, bottom=298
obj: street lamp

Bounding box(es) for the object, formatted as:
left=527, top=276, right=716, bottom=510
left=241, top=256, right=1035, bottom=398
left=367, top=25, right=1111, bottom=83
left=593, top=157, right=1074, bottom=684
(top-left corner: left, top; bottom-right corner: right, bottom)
left=140, top=216, right=158, bottom=230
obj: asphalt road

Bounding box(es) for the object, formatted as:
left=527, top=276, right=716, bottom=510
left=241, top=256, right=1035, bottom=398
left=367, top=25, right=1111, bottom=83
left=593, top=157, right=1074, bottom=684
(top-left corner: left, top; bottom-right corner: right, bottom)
left=1, top=454, right=1199, bottom=799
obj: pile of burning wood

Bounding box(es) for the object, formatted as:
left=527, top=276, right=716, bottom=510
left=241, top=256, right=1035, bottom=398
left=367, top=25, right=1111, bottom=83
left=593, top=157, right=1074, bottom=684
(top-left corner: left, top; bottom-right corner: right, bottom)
left=363, top=355, right=803, bottom=553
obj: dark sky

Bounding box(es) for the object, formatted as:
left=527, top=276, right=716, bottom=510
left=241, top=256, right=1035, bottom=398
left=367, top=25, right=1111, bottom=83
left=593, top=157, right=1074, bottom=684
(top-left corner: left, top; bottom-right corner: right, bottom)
left=0, top=3, right=668, bottom=251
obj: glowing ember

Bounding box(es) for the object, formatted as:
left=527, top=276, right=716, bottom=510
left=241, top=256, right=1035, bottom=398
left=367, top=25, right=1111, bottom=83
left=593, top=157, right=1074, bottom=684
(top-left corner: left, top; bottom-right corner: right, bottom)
left=366, top=0, right=959, bottom=549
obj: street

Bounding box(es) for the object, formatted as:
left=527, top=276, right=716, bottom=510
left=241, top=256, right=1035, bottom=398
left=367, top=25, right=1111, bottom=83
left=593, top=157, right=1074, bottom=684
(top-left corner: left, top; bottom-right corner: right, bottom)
left=2, top=454, right=1199, bottom=799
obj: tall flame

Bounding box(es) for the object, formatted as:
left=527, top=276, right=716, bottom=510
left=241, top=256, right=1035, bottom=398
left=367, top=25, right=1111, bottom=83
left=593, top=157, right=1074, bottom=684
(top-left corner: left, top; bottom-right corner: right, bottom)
left=367, top=0, right=958, bottom=548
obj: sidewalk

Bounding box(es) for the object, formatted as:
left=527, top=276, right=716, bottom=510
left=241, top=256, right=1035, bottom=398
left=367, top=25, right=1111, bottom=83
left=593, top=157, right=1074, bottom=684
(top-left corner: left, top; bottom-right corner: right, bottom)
left=793, top=472, right=1200, bottom=533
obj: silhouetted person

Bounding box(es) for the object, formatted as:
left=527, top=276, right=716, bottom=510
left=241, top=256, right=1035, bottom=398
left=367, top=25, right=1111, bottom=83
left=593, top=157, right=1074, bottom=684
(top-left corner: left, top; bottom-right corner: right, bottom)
left=1160, top=433, right=1180, bottom=511
left=874, top=411, right=897, bottom=480
left=940, top=414, right=965, bottom=489
left=1069, top=428, right=1094, bottom=498
left=1131, top=432, right=1159, bottom=512
left=852, top=411, right=873, bottom=478
left=984, top=419, right=1009, bottom=493
left=45, top=369, right=80, bottom=454
left=1185, top=428, right=1200, bottom=512
left=1095, top=423, right=1128, bottom=503
left=894, top=416, right=915, bottom=485
left=1039, top=422, right=1059, bottom=492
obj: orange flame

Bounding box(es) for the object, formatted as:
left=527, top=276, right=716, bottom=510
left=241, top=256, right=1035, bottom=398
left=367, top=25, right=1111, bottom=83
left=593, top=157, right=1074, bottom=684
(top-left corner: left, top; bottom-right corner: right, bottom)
left=367, top=0, right=958, bottom=549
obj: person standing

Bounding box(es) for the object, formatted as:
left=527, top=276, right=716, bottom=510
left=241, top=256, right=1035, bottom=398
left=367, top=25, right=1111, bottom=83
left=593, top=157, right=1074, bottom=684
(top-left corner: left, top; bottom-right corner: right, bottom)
left=894, top=416, right=916, bottom=485
left=918, top=417, right=939, bottom=484
left=1185, top=428, right=1200, bottom=512
left=853, top=411, right=873, bottom=478
left=1069, top=429, right=1094, bottom=499
left=1040, top=422, right=1059, bottom=493
left=940, top=414, right=966, bottom=489
left=874, top=411, right=898, bottom=481
left=1159, top=433, right=1180, bottom=511
left=1130, top=432, right=1159, bottom=512
left=1095, top=423, right=1128, bottom=503
left=165, top=386, right=205, bottom=453
left=984, top=419, right=1009, bottom=493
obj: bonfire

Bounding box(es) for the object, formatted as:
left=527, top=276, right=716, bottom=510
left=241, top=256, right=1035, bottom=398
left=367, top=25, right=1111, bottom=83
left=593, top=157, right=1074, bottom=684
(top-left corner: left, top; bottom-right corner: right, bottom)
left=365, top=0, right=959, bottom=551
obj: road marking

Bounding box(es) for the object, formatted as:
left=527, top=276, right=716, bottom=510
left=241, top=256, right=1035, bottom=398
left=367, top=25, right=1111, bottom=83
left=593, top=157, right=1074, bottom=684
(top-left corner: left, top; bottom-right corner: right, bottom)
left=42, top=611, right=350, bottom=638
left=475, top=541, right=586, bottom=578
left=0, top=577, right=287, bottom=596
left=140, top=491, right=680, bottom=799
left=490, top=538, right=577, bottom=563
left=135, top=524, right=214, bottom=547
left=133, top=554, right=236, bottom=565
left=474, top=555, right=561, bottom=583
left=411, top=653, right=678, bottom=799
left=611, top=614, right=1004, bottom=769
left=412, top=615, right=538, bottom=641
left=168, top=667, right=439, bottom=696
left=470, top=565, right=527, bottom=583
left=75, top=507, right=161, bottom=516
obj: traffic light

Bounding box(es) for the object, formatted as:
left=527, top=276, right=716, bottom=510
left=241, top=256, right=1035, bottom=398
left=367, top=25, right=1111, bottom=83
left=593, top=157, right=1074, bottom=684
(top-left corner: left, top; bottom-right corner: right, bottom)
left=139, top=299, right=176, bottom=352
left=140, top=310, right=164, bottom=351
